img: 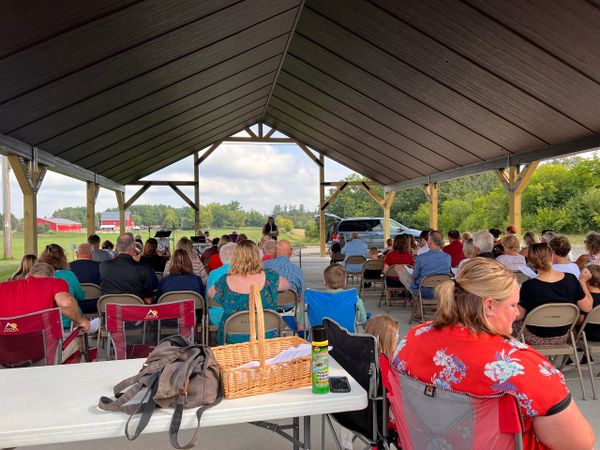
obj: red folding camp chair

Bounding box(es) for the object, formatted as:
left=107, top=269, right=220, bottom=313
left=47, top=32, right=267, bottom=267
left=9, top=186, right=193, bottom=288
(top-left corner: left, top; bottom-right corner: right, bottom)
left=0, top=308, right=93, bottom=367
left=105, top=300, right=195, bottom=360
left=387, top=369, right=523, bottom=450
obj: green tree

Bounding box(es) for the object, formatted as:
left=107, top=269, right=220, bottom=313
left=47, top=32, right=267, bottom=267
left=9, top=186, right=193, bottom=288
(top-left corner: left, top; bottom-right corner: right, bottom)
left=276, top=215, right=294, bottom=232
left=162, top=208, right=180, bottom=229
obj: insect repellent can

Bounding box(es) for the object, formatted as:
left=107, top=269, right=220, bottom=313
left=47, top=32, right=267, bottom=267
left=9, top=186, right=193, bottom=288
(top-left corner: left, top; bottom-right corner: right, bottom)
left=311, top=325, right=329, bottom=394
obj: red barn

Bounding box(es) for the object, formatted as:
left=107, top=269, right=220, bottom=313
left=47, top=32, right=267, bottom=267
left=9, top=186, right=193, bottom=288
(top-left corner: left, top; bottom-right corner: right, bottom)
left=100, top=211, right=134, bottom=230
left=37, top=217, right=82, bottom=232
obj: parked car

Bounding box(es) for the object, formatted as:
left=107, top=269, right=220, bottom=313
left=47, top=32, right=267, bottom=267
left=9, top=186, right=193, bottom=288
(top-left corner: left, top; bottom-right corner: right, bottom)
left=327, top=217, right=421, bottom=249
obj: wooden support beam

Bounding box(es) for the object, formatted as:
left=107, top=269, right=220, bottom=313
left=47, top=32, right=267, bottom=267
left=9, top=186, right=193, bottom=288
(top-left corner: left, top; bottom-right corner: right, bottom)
left=359, top=182, right=384, bottom=207
left=383, top=191, right=397, bottom=243
left=423, top=183, right=438, bottom=230
left=196, top=142, right=222, bottom=165
left=497, top=162, right=539, bottom=234
left=194, top=151, right=200, bottom=232
left=321, top=182, right=348, bottom=211
left=86, top=182, right=99, bottom=237
left=0, top=134, right=124, bottom=192
left=2, top=156, right=12, bottom=259
left=297, top=142, right=323, bottom=167
left=223, top=136, right=296, bottom=143
left=115, top=191, right=126, bottom=234
left=129, top=180, right=196, bottom=186
left=264, top=126, right=276, bottom=139
left=124, top=183, right=151, bottom=209
left=319, top=153, right=326, bottom=257
left=244, top=127, right=258, bottom=139
left=321, top=181, right=380, bottom=187
left=385, top=134, right=600, bottom=193
left=8, top=155, right=46, bottom=255
left=168, top=183, right=197, bottom=210
left=258, top=123, right=264, bottom=138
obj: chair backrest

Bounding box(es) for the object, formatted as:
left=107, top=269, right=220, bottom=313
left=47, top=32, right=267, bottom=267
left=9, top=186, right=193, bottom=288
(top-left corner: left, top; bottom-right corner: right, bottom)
left=323, top=318, right=380, bottom=442
left=0, top=308, right=63, bottom=367
left=346, top=255, right=367, bottom=266
left=363, top=259, right=384, bottom=273
left=580, top=304, right=600, bottom=329
left=105, top=300, right=195, bottom=359
left=385, top=265, right=399, bottom=278
left=80, top=283, right=102, bottom=299
left=277, top=289, right=299, bottom=306
left=97, top=294, right=146, bottom=314
left=332, top=252, right=344, bottom=262
left=512, top=271, right=529, bottom=285
left=223, top=309, right=283, bottom=338
left=520, top=303, right=579, bottom=331
left=419, top=274, right=452, bottom=289
left=387, top=371, right=523, bottom=450
left=305, top=289, right=357, bottom=332
left=157, top=290, right=205, bottom=312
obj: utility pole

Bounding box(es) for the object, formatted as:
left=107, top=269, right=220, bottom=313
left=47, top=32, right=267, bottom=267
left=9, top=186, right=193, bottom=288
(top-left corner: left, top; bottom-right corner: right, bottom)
left=2, top=156, right=12, bottom=259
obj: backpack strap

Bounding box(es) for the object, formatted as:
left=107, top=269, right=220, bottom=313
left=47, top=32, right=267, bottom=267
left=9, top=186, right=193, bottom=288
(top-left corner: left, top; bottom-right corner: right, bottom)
left=124, top=371, right=161, bottom=440
left=168, top=349, right=224, bottom=449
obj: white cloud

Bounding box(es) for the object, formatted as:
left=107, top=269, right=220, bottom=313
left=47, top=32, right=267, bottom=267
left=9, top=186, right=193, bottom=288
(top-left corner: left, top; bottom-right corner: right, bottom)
left=0, top=144, right=356, bottom=219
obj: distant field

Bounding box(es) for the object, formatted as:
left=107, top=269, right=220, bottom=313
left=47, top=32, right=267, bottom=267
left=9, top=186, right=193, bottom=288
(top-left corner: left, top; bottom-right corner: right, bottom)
left=0, top=227, right=318, bottom=281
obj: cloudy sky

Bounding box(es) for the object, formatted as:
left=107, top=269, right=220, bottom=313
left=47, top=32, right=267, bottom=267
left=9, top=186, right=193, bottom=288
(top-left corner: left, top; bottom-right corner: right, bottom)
left=1, top=138, right=356, bottom=219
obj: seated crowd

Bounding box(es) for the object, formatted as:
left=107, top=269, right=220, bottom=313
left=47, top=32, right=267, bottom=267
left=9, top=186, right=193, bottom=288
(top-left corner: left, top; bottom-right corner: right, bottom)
left=2, top=223, right=599, bottom=448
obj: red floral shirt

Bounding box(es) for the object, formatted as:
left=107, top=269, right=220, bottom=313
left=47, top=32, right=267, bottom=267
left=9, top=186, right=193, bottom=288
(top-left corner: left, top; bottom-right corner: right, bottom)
left=392, top=322, right=570, bottom=450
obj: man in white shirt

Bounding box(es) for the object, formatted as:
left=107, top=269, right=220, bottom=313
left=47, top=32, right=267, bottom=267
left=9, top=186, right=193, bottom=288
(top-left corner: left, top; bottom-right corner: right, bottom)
left=417, top=230, right=430, bottom=255
left=549, top=235, right=580, bottom=277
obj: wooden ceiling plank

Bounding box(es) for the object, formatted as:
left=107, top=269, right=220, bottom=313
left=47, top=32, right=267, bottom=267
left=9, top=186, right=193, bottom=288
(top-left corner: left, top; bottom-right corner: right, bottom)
left=63, top=71, right=276, bottom=163
left=375, top=0, right=600, bottom=130
left=0, top=1, right=298, bottom=134
left=41, top=38, right=287, bottom=152
left=264, top=115, right=396, bottom=185
left=307, top=1, right=588, bottom=142
left=266, top=105, right=406, bottom=182
left=279, top=58, right=486, bottom=164
left=0, top=0, right=239, bottom=103
left=276, top=72, right=472, bottom=169
left=91, top=95, right=270, bottom=175
left=104, top=106, right=265, bottom=180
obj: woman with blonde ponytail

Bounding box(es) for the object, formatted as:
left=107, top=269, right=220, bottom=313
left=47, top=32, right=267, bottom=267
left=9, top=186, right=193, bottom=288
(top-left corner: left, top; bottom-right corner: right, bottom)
left=390, top=258, right=594, bottom=450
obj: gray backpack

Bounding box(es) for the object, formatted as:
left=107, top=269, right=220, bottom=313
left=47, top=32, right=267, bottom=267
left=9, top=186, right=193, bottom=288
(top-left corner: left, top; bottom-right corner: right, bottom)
left=98, top=335, right=223, bottom=449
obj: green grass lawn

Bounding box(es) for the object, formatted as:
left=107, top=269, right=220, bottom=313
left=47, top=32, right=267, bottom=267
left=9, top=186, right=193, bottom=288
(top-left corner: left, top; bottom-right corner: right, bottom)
left=0, top=228, right=319, bottom=281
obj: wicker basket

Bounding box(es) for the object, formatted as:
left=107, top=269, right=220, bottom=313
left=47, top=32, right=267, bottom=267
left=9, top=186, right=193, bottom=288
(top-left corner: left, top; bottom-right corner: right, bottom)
left=212, top=284, right=311, bottom=399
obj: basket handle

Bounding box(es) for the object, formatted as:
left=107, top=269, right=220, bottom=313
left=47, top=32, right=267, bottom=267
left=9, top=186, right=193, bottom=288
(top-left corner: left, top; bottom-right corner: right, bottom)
left=248, top=283, right=266, bottom=369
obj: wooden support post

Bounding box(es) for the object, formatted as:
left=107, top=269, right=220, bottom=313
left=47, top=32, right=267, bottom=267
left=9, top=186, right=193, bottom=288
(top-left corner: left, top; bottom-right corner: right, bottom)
left=319, top=154, right=325, bottom=257
left=86, top=182, right=99, bottom=237
left=8, top=155, right=47, bottom=255
left=2, top=156, right=12, bottom=259
left=496, top=162, right=538, bottom=235
left=194, top=151, right=200, bottom=232
left=115, top=191, right=125, bottom=234
left=423, top=183, right=438, bottom=230
left=383, top=191, right=397, bottom=243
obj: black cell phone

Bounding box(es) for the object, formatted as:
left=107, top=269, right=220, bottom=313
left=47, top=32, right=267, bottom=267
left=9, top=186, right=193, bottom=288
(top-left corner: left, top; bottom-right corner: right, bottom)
left=329, top=376, right=351, bottom=393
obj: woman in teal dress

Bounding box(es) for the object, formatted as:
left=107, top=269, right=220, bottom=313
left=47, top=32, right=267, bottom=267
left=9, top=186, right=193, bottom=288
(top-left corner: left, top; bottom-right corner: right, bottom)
left=39, top=244, right=85, bottom=328
left=207, top=239, right=290, bottom=344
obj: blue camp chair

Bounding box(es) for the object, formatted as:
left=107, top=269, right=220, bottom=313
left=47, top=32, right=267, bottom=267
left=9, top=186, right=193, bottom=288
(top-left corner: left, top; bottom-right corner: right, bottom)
left=305, top=288, right=358, bottom=333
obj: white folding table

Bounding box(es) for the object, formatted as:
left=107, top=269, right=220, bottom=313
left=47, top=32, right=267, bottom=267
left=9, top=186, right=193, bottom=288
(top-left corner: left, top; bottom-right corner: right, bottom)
left=0, top=357, right=367, bottom=449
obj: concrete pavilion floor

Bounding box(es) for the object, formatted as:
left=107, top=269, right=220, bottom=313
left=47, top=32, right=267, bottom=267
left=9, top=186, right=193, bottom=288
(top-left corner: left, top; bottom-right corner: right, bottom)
left=25, top=252, right=600, bottom=450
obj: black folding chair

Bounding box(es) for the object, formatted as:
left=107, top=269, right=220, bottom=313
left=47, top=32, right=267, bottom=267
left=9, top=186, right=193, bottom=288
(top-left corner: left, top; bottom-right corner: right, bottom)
left=322, top=318, right=390, bottom=450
